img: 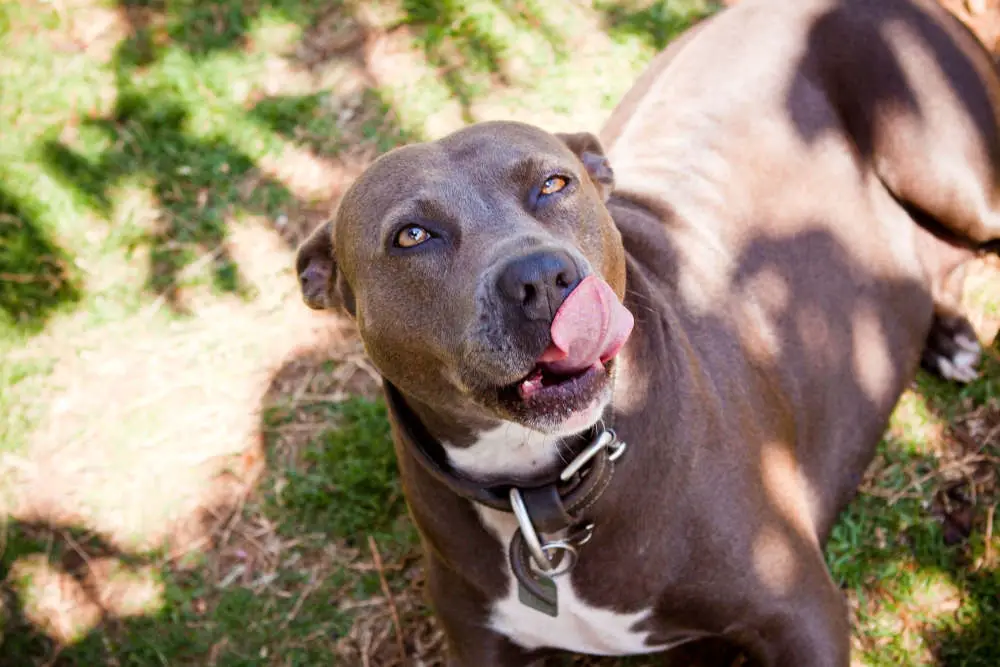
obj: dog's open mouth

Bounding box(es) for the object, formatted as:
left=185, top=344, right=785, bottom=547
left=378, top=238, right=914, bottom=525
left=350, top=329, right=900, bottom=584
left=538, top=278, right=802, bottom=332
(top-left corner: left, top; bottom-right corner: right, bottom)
left=499, top=359, right=611, bottom=417
left=494, top=275, right=633, bottom=422
left=517, top=361, right=605, bottom=401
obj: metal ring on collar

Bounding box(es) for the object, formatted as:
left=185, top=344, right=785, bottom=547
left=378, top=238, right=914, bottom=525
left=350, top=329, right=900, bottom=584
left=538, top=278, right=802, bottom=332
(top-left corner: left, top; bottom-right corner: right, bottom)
left=560, top=429, right=619, bottom=482
left=608, top=430, right=627, bottom=462
left=569, top=521, right=596, bottom=548
left=509, top=487, right=551, bottom=572
left=537, top=541, right=578, bottom=577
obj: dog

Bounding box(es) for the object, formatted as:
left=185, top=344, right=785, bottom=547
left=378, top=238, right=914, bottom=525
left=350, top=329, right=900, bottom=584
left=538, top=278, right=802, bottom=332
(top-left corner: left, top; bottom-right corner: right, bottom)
left=296, top=0, right=1000, bottom=664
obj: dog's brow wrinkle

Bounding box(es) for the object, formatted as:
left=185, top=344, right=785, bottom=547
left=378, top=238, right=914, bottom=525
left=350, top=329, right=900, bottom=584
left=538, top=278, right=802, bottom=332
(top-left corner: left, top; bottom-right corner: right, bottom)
left=412, top=196, right=450, bottom=222
left=505, top=156, right=540, bottom=181
left=505, top=155, right=564, bottom=183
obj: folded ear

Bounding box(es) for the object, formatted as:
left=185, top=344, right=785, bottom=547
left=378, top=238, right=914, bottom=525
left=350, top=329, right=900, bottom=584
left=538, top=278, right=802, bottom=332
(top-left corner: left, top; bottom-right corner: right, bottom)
left=555, top=132, right=615, bottom=202
left=295, top=220, right=355, bottom=315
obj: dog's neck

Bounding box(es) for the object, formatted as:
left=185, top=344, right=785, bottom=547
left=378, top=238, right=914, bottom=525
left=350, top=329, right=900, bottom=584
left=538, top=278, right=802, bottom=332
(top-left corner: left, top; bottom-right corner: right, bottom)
left=402, top=391, right=595, bottom=482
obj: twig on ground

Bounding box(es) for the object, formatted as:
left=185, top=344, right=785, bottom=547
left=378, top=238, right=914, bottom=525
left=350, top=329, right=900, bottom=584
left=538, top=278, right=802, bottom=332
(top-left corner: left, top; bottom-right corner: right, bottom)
left=985, top=504, right=996, bottom=568
left=280, top=566, right=322, bottom=629
left=349, top=353, right=383, bottom=385
left=61, top=530, right=102, bottom=604
left=290, top=368, right=319, bottom=406
left=368, top=534, right=407, bottom=662
left=216, top=489, right=250, bottom=552
left=0, top=273, right=48, bottom=283
left=41, top=643, right=65, bottom=667
left=888, top=453, right=995, bottom=505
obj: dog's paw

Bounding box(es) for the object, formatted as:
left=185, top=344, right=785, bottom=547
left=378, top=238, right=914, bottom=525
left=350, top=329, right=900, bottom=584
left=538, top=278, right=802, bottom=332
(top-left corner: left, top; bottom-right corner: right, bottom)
left=921, top=315, right=981, bottom=384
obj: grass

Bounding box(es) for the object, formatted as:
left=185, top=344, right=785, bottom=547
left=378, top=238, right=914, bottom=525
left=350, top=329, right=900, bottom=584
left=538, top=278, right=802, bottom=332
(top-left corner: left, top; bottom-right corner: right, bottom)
left=0, top=0, right=997, bottom=665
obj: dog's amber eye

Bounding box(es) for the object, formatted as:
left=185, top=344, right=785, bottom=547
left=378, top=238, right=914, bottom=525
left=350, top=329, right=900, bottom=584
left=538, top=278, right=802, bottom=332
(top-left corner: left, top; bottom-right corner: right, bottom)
left=540, top=175, right=568, bottom=196
left=395, top=225, right=432, bottom=248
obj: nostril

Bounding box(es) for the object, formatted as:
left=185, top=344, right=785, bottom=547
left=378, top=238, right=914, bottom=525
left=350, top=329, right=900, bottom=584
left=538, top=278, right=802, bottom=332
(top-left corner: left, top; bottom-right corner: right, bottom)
left=522, top=283, right=537, bottom=307
left=496, top=250, right=580, bottom=320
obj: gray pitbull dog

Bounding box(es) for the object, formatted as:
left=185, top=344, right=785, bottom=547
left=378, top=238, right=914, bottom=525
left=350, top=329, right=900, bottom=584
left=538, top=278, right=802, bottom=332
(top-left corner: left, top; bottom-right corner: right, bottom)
left=296, top=0, right=1000, bottom=664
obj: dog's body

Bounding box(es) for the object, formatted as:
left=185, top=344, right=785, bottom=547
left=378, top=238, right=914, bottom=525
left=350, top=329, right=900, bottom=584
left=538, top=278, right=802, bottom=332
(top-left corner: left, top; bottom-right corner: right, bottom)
left=297, top=0, right=1000, bottom=664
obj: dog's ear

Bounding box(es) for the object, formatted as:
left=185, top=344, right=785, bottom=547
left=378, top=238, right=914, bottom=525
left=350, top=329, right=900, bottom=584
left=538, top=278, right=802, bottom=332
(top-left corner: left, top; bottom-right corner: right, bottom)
left=295, top=220, right=355, bottom=316
left=555, top=132, right=614, bottom=202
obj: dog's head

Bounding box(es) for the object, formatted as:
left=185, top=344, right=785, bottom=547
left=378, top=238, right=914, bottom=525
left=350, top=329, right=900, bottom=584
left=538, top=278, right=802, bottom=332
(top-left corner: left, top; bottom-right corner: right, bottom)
left=297, top=121, right=632, bottom=436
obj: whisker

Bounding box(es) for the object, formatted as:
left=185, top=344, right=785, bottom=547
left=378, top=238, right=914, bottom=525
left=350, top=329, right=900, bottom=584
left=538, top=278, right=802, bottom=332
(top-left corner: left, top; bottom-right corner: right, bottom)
left=556, top=439, right=571, bottom=465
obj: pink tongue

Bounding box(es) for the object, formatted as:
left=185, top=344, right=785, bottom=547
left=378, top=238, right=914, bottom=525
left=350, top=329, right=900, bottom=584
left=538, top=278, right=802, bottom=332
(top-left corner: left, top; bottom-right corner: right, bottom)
left=541, top=275, right=634, bottom=374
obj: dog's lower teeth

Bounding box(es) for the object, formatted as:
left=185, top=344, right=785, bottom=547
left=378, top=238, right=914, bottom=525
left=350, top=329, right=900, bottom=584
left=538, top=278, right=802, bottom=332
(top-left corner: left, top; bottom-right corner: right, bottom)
left=520, top=376, right=544, bottom=398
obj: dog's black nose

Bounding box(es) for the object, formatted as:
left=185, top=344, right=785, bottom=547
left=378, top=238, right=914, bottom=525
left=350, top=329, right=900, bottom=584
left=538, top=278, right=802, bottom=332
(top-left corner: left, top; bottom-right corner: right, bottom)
left=497, top=250, right=582, bottom=321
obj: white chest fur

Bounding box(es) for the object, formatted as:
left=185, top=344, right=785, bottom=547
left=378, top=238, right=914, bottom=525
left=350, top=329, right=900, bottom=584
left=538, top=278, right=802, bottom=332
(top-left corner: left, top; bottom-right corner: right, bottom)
left=443, top=421, right=561, bottom=480
left=473, top=504, right=670, bottom=656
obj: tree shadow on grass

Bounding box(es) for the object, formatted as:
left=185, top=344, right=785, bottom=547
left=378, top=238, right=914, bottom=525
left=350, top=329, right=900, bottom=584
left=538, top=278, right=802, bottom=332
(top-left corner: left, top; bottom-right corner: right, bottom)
left=38, top=0, right=419, bottom=315
left=116, top=0, right=331, bottom=62
left=40, top=94, right=279, bottom=311
left=0, top=185, right=80, bottom=334
left=0, top=475, right=275, bottom=666
left=594, top=0, right=721, bottom=51
left=0, top=519, right=160, bottom=666
left=398, top=0, right=572, bottom=122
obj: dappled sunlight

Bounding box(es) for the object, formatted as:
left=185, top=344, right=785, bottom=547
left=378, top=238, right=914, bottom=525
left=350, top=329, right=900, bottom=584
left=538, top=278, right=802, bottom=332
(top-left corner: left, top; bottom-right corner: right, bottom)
left=751, top=523, right=800, bottom=596
left=940, top=0, right=1000, bottom=52
left=760, top=439, right=822, bottom=540
left=62, top=2, right=130, bottom=64
left=256, top=142, right=369, bottom=203
left=9, top=553, right=163, bottom=645
left=912, top=576, right=964, bottom=617
left=888, top=391, right=949, bottom=455
left=6, top=221, right=340, bottom=550
left=851, top=303, right=896, bottom=408
left=11, top=554, right=104, bottom=644
left=848, top=569, right=963, bottom=663
left=963, top=254, right=1000, bottom=339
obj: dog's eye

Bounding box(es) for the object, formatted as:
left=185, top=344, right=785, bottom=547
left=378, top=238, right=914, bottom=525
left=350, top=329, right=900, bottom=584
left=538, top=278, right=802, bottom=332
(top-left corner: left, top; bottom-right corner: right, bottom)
left=540, top=175, right=568, bottom=196
left=395, top=225, right=432, bottom=248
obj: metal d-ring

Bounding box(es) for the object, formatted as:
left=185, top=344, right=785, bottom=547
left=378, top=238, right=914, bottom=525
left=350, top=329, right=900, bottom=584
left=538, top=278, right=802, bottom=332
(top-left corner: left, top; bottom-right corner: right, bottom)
left=538, top=541, right=578, bottom=577
left=607, top=429, right=627, bottom=462
left=559, top=428, right=626, bottom=481
left=509, top=487, right=551, bottom=572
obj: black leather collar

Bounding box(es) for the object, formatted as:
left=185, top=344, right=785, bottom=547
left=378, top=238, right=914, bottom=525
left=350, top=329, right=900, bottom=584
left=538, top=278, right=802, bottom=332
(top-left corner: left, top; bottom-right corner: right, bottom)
left=383, top=381, right=621, bottom=531
left=384, top=381, right=627, bottom=612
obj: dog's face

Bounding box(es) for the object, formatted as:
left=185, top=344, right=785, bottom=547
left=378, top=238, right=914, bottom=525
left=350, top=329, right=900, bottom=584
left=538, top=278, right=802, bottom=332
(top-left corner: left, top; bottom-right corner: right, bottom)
left=297, top=121, right=630, bottom=435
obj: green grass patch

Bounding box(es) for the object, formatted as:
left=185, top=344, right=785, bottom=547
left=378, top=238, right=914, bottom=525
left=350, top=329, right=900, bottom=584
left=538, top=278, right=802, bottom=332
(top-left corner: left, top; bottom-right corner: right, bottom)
left=267, top=397, right=409, bottom=545
left=826, top=367, right=1000, bottom=666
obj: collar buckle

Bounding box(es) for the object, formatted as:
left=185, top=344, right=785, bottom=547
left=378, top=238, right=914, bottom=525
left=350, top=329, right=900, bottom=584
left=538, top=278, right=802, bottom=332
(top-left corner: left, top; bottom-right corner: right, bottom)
left=510, top=428, right=625, bottom=574
left=559, top=428, right=626, bottom=482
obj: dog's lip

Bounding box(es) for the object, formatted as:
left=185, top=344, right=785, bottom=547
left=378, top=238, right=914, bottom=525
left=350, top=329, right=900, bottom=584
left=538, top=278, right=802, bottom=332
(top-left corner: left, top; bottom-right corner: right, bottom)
left=504, top=358, right=610, bottom=406
left=517, top=361, right=599, bottom=400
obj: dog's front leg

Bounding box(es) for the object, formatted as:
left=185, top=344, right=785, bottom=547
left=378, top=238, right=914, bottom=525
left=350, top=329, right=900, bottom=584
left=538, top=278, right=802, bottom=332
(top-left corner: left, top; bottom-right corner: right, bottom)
left=740, top=606, right=850, bottom=667
left=426, top=556, right=546, bottom=667
left=731, top=555, right=851, bottom=667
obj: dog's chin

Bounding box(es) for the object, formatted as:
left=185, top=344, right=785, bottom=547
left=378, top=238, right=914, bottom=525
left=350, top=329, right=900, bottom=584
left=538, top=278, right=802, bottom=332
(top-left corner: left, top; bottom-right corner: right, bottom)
left=491, top=359, right=616, bottom=436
